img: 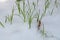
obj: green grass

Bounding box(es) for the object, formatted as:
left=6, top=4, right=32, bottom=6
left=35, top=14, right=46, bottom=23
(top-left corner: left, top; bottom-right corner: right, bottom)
left=3, top=0, right=60, bottom=29
left=5, top=5, right=14, bottom=24
left=27, top=0, right=37, bottom=28
left=40, top=24, right=47, bottom=37
left=16, top=0, right=21, bottom=14
left=28, top=16, right=32, bottom=28
left=0, top=21, right=4, bottom=27
left=16, top=0, right=22, bottom=2
left=50, top=8, right=54, bottom=15
left=55, top=0, right=58, bottom=8
left=0, top=0, right=60, bottom=40
left=2, top=0, right=60, bottom=31
left=40, top=0, right=50, bottom=20
left=16, top=0, right=26, bottom=22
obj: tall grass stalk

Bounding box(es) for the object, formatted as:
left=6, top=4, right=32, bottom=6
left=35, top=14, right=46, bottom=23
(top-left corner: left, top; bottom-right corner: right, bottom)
left=40, top=0, right=50, bottom=20
left=55, top=0, right=58, bottom=8
left=40, top=24, right=45, bottom=36
left=28, top=16, right=33, bottom=28
left=16, top=0, right=22, bottom=14
left=16, top=0, right=26, bottom=22
left=5, top=5, right=14, bottom=24
left=0, top=21, right=4, bottom=27
left=27, top=0, right=32, bottom=28
left=27, top=0, right=37, bottom=28
left=50, top=8, right=54, bottom=15
left=22, top=0, right=26, bottom=22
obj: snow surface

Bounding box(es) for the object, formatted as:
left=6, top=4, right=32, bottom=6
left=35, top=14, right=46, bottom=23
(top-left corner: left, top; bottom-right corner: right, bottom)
left=0, top=0, right=60, bottom=40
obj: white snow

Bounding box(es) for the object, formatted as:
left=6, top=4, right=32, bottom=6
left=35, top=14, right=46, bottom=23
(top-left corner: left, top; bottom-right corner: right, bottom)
left=0, top=0, right=60, bottom=40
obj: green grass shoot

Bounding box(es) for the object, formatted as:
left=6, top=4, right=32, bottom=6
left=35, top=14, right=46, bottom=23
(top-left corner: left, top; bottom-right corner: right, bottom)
left=5, top=5, right=14, bottom=24
left=0, top=21, right=4, bottom=27
left=16, top=1, right=21, bottom=14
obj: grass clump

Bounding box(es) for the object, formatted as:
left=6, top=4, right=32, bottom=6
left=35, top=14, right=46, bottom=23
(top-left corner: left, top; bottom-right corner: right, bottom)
left=27, top=0, right=38, bottom=28
left=4, top=0, right=60, bottom=29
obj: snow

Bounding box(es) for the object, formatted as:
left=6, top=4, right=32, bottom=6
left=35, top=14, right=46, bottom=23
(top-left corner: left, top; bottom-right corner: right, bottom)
left=0, top=0, right=60, bottom=40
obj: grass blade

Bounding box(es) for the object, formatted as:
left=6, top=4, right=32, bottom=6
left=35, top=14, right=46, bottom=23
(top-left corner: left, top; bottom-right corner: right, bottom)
left=0, top=22, right=4, bottom=27
left=10, top=5, right=14, bottom=24
left=28, top=16, right=32, bottom=29
left=40, top=0, right=50, bottom=20
left=5, top=5, right=14, bottom=24
left=55, top=0, right=58, bottom=8
left=40, top=10, right=46, bottom=20
left=45, top=0, right=50, bottom=11
left=16, top=0, right=21, bottom=14
left=50, top=8, right=54, bottom=15
left=16, top=0, right=22, bottom=2
left=17, top=3, right=21, bottom=14
left=5, top=16, right=8, bottom=23
left=33, top=2, right=36, bottom=9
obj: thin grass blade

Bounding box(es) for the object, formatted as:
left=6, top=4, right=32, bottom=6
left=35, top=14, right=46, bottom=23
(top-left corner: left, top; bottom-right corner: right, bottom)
left=0, top=22, right=4, bottom=27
